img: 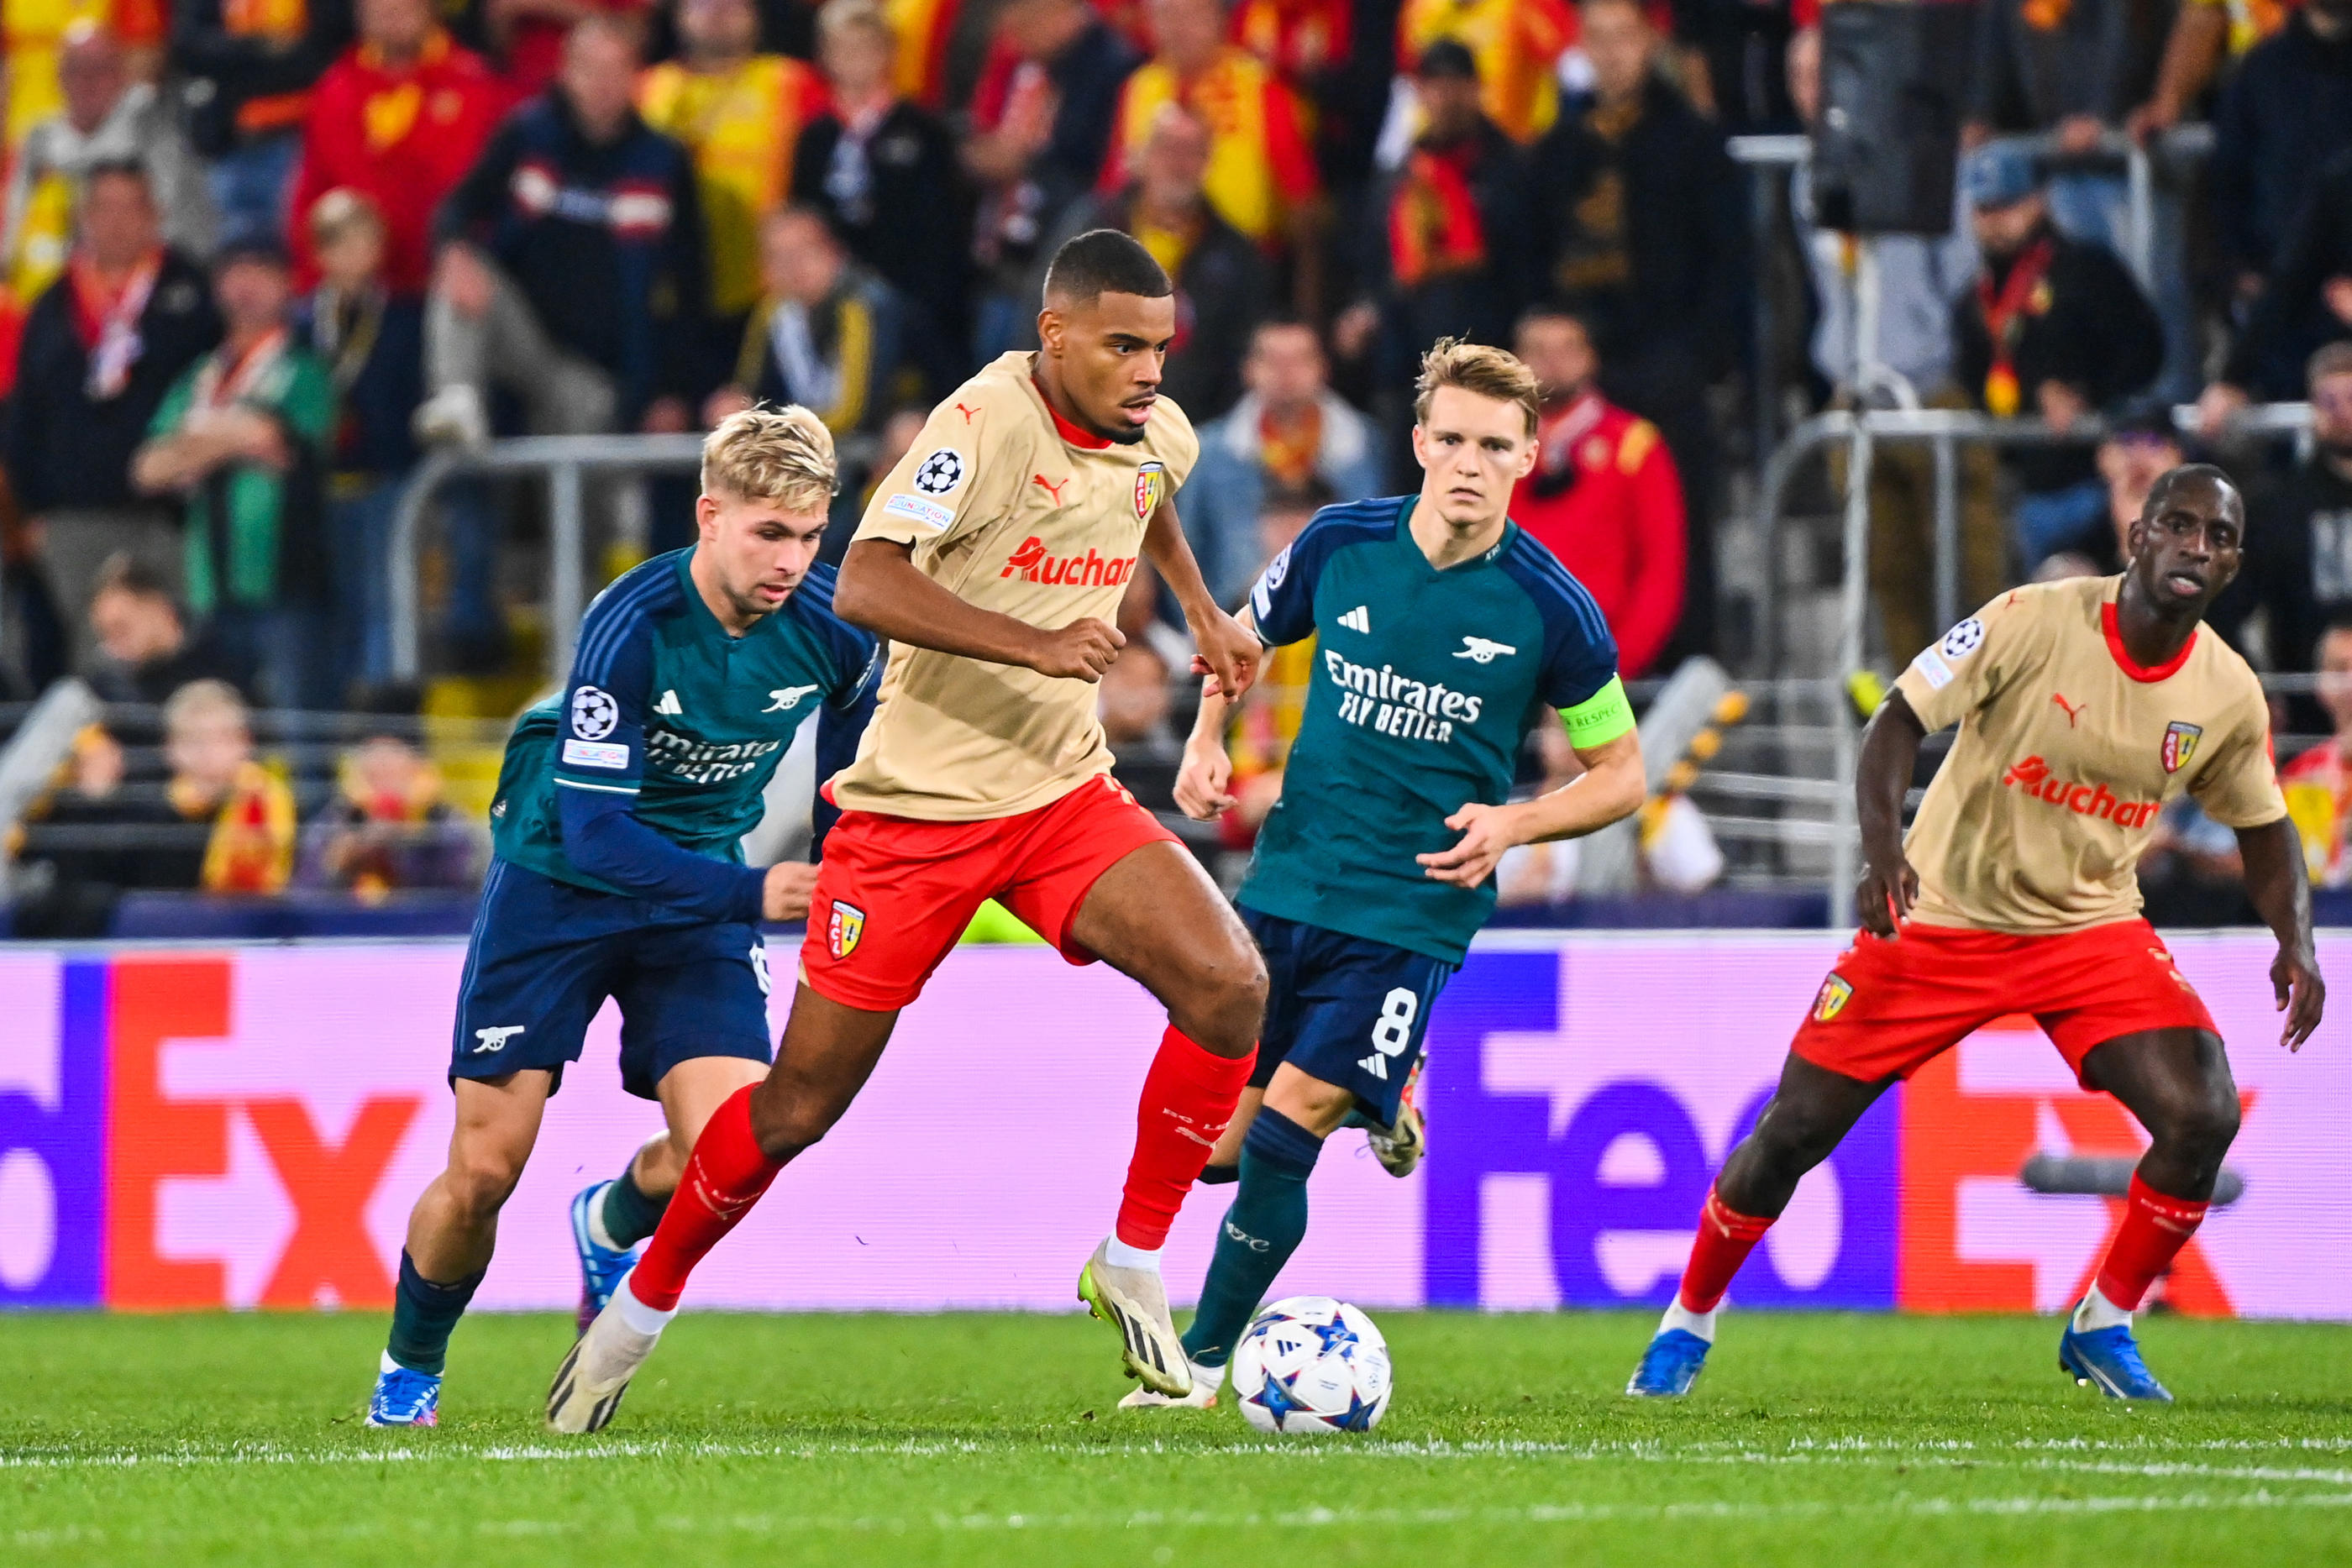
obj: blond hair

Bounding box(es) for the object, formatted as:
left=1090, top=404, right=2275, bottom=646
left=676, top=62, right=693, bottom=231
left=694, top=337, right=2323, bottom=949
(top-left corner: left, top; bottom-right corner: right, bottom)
left=1413, top=337, right=1541, bottom=438
left=163, top=679, right=249, bottom=736
left=701, top=405, right=837, bottom=511
left=307, top=186, right=386, bottom=249
left=817, top=0, right=895, bottom=48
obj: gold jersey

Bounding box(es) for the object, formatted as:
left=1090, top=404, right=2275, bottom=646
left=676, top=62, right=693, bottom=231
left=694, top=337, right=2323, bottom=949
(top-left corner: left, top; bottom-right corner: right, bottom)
left=1893, top=575, right=2285, bottom=933
left=830, top=352, right=1200, bottom=821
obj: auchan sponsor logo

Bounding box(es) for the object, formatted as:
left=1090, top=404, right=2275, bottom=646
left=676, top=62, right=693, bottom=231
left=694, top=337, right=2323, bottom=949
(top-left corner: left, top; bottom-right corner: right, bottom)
left=2001, top=755, right=2161, bottom=827
left=1000, top=537, right=1138, bottom=586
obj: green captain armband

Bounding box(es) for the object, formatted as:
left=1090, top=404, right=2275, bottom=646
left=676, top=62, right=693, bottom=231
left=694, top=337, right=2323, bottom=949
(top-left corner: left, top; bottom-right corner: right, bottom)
left=1561, top=675, right=1636, bottom=749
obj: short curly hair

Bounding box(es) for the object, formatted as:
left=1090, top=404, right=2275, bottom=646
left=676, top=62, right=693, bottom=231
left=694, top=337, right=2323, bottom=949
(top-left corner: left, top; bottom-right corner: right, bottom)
left=1413, top=337, right=1541, bottom=438
left=701, top=404, right=837, bottom=512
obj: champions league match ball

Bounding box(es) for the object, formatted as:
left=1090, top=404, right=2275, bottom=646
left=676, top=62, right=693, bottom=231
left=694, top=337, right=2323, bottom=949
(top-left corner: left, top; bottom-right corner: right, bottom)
left=1230, top=1297, right=1392, bottom=1434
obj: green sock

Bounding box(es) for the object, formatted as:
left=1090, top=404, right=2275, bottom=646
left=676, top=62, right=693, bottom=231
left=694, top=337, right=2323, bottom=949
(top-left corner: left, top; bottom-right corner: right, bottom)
left=597, top=1166, right=669, bottom=1250
left=386, top=1251, right=484, bottom=1377
left=1180, top=1109, right=1321, bottom=1367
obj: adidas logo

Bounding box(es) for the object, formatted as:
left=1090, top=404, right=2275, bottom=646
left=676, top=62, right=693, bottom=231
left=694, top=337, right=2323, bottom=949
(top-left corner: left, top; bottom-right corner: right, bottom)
left=654, top=690, right=683, bottom=716
left=1357, top=1052, right=1390, bottom=1080
left=1338, top=605, right=1371, bottom=634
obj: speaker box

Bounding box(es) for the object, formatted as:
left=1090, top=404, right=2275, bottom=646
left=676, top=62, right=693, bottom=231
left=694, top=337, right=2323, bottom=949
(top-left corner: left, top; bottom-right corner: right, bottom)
left=1812, top=0, right=1977, bottom=235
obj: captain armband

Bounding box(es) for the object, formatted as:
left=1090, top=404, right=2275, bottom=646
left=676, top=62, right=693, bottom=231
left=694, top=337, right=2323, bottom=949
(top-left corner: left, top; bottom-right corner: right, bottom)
left=1562, top=675, right=1636, bottom=749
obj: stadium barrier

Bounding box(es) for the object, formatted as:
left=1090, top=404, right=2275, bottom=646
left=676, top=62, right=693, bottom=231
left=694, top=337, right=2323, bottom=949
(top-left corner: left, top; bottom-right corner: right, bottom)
left=3, top=931, right=2344, bottom=1319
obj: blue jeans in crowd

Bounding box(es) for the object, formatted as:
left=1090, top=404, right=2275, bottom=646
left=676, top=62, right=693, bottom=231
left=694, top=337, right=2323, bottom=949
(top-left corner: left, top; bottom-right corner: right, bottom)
left=2013, top=477, right=2112, bottom=569
left=331, top=477, right=406, bottom=692
left=211, top=603, right=339, bottom=711
left=206, top=132, right=302, bottom=249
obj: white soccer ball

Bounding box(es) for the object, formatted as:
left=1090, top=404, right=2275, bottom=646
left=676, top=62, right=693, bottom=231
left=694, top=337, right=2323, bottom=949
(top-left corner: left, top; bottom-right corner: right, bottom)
left=1229, top=1296, right=1391, bottom=1434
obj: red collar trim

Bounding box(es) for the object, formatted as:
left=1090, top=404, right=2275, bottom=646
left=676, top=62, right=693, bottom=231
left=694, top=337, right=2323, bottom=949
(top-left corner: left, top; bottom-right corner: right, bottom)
left=2102, top=599, right=2197, bottom=683
left=1032, top=371, right=1114, bottom=449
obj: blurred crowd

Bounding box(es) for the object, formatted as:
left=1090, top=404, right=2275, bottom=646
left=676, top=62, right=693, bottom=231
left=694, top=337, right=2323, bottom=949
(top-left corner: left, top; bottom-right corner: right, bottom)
left=13, top=0, right=2352, bottom=912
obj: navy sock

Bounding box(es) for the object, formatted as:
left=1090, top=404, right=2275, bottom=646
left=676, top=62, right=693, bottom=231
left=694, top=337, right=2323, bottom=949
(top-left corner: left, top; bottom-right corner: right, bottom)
left=598, top=1166, right=669, bottom=1249
left=1181, top=1109, right=1321, bottom=1368
left=386, top=1251, right=485, bottom=1377
left=1197, top=1161, right=1240, bottom=1185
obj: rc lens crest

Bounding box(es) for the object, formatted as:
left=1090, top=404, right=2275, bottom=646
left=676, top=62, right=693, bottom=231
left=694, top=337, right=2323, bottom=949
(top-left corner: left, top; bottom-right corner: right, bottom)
left=828, top=901, right=865, bottom=959
left=1134, top=460, right=1168, bottom=521
left=2161, top=721, right=2202, bottom=774
left=1812, top=974, right=1854, bottom=1022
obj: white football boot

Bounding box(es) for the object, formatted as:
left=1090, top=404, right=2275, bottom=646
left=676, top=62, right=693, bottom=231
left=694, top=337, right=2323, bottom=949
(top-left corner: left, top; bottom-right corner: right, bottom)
left=1078, top=1238, right=1192, bottom=1397
left=1118, top=1357, right=1224, bottom=1409
left=1367, top=1057, right=1426, bottom=1178
left=546, top=1282, right=664, bottom=1434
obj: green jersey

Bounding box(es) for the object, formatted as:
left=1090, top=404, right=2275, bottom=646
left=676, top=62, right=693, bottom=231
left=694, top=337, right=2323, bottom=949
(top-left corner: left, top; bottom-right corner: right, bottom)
left=491, top=549, right=881, bottom=915
left=1236, top=496, right=1632, bottom=962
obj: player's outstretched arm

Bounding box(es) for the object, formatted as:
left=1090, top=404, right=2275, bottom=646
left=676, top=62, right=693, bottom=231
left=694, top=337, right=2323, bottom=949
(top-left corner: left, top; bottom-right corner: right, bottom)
left=1174, top=607, right=1253, bottom=820
left=2238, top=815, right=2325, bottom=1050
left=1855, top=691, right=1929, bottom=936
left=1419, top=730, right=1646, bottom=889
left=1145, top=496, right=1260, bottom=700
left=834, top=538, right=1126, bottom=680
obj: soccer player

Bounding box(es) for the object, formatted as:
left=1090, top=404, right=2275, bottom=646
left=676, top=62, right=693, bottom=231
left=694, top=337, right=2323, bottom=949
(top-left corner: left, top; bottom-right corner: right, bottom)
left=1627, top=464, right=2325, bottom=1404
left=1116, top=339, right=1646, bottom=1408
left=545, top=229, right=1267, bottom=1432
left=365, top=408, right=880, bottom=1426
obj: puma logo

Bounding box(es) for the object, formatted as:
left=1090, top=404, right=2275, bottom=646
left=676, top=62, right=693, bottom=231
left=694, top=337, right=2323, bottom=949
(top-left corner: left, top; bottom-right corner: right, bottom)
left=2052, top=692, right=2086, bottom=727
left=955, top=401, right=980, bottom=422
left=1032, top=473, right=1070, bottom=506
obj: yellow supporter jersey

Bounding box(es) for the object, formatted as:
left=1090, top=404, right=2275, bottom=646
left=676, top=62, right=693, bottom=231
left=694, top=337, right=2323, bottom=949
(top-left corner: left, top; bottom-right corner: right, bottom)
left=1892, top=575, right=2286, bottom=934
left=1110, top=47, right=1308, bottom=245
left=834, top=352, right=1200, bottom=821
left=1398, top=0, right=1572, bottom=144
left=638, top=55, right=823, bottom=316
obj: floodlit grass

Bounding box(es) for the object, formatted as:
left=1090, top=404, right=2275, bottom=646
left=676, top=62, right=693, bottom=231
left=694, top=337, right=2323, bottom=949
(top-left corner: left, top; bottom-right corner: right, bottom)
left=7, top=1310, right=2352, bottom=1566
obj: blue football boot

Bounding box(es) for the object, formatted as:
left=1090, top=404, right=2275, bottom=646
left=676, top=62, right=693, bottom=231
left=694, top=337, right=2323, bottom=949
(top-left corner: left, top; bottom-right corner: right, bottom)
left=1625, top=1328, right=1712, bottom=1398
left=366, top=1358, right=441, bottom=1427
left=570, top=1182, right=636, bottom=1337
left=2059, top=1314, right=2174, bottom=1402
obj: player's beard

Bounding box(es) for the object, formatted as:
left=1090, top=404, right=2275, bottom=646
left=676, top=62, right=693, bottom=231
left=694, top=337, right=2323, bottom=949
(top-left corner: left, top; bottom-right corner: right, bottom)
left=1108, top=422, right=1149, bottom=446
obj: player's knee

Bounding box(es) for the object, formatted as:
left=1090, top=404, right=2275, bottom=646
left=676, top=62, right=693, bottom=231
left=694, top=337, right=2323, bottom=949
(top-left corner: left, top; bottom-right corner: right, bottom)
left=445, top=1144, right=525, bottom=1219
left=1752, top=1098, right=1845, bottom=1174
left=2155, top=1083, right=2240, bottom=1165
left=748, top=1077, right=842, bottom=1160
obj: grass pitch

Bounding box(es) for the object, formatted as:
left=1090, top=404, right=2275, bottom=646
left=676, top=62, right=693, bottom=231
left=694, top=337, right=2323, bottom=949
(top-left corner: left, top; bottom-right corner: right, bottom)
left=7, top=1311, right=2352, bottom=1567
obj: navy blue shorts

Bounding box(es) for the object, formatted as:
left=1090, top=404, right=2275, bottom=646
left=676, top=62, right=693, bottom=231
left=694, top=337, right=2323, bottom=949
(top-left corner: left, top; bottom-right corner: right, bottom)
left=1241, top=908, right=1455, bottom=1125
left=450, top=859, right=774, bottom=1100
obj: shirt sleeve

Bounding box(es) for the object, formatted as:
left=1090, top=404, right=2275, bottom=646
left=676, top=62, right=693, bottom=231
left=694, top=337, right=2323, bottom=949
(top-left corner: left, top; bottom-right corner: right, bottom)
left=853, top=390, right=1026, bottom=548
left=1246, top=511, right=1341, bottom=645
left=2191, top=695, right=2290, bottom=831
left=1532, top=569, right=1622, bottom=716
left=551, top=589, right=766, bottom=921
left=1893, top=588, right=2053, bottom=733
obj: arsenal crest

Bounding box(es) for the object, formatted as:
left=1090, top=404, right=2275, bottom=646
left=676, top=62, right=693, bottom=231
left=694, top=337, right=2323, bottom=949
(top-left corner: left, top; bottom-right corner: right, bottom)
left=1812, top=974, right=1854, bottom=1023
left=827, top=900, right=866, bottom=959
left=2160, top=721, right=2202, bottom=774
left=1133, top=460, right=1168, bottom=522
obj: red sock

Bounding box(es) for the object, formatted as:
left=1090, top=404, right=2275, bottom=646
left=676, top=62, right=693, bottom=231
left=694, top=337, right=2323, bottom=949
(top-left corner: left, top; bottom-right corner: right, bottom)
left=1116, top=1025, right=1253, bottom=1250
left=628, top=1086, right=785, bottom=1312
left=2093, top=1172, right=2211, bottom=1311
left=1676, top=1183, right=1776, bottom=1313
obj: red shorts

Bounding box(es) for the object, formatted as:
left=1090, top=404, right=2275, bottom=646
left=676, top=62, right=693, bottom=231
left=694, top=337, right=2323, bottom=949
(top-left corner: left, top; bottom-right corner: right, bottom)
left=1789, top=918, right=2218, bottom=1088
left=801, top=773, right=1180, bottom=1012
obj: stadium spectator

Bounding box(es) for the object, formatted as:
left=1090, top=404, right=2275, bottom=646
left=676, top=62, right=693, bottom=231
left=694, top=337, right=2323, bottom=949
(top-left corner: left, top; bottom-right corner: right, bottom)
left=1032, top=102, right=1268, bottom=422
left=1788, top=23, right=2003, bottom=665
left=794, top=0, right=970, bottom=395
left=3, top=0, right=165, bottom=154
left=2210, top=0, right=2352, bottom=314
left=873, top=0, right=960, bottom=108
left=1180, top=316, right=1380, bottom=608
left=1395, top=0, right=1572, bottom=145
left=706, top=204, right=904, bottom=438
left=160, top=677, right=297, bottom=892
left=2033, top=413, right=2187, bottom=581
left=1336, top=39, right=1530, bottom=415
left=420, top=16, right=707, bottom=446
left=1530, top=0, right=1741, bottom=653
left=0, top=471, right=69, bottom=696
left=2202, top=147, right=2352, bottom=417
left=2211, top=344, right=2352, bottom=729
left=299, top=726, right=483, bottom=894
left=293, top=188, right=421, bottom=692
left=82, top=551, right=244, bottom=702
left=2126, top=0, right=2292, bottom=144
left=961, top=0, right=1141, bottom=358
left=5, top=161, right=222, bottom=663
left=286, top=0, right=507, bottom=296
left=131, top=236, right=337, bottom=708
left=1098, top=0, right=1322, bottom=269
left=1215, top=478, right=1326, bottom=844
left=638, top=0, right=829, bottom=323
left=491, top=0, right=654, bottom=95
left=1509, top=307, right=1683, bottom=679
left=2278, top=619, right=2352, bottom=886
left=4, top=23, right=213, bottom=303
left=171, top=0, right=354, bottom=247
left=1951, top=142, right=2163, bottom=568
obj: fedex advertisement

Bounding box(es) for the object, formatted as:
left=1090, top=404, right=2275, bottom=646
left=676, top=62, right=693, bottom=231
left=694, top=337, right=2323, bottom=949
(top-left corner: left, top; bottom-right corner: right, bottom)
left=2, top=932, right=2345, bottom=1318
